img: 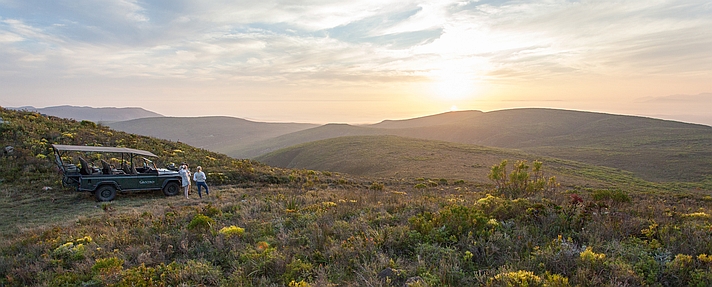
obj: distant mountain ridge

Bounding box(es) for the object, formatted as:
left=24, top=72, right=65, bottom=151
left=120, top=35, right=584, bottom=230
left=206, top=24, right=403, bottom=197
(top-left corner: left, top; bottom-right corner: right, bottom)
left=12, top=105, right=163, bottom=123
left=107, top=116, right=318, bottom=155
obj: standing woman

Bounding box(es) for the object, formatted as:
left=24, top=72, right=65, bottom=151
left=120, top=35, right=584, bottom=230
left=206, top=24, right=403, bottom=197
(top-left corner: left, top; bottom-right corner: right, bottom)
left=179, top=163, right=192, bottom=199
left=193, top=166, right=209, bottom=198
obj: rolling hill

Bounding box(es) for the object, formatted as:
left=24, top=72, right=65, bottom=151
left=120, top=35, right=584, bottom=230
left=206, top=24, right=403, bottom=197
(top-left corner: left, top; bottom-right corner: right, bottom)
left=255, top=135, right=652, bottom=189
left=254, top=109, right=712, bottom=182
left=11, top=105, right=163, bottom=123
left=107, top=116, right=317, bottom=156
left=98, top=108, right=712, bottom=182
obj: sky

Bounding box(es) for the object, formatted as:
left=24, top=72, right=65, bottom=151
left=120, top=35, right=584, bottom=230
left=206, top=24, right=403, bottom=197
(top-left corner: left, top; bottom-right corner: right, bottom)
left=1, top=0, right=711, bottom=125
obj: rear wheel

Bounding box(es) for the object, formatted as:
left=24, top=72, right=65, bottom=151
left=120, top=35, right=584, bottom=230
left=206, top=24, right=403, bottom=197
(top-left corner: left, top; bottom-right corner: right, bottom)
left=163, top=181, right=180, bottom=196
left=95, top=185, right=117, bottom=202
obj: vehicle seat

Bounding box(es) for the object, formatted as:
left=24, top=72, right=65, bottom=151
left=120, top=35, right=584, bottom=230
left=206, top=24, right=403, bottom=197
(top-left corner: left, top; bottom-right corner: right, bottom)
left=79, top=157, right=91, bottom=175
left=122, top=162, right=137, bottom=175
left=101, top=160, right=111, bottom=175
left=54, top=154, right=65, bottom=173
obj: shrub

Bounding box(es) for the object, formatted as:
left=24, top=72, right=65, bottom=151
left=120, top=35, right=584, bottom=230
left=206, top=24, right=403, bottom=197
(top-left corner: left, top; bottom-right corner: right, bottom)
left=161, top=260, right=223, bottom=286
left=187, top=214, right=215, bottom=232
left=289, top=280, right=312, bottom=287
left=284, top=258, right=313, bottom=283
left=488, top=160, right=557, bottom=198
left=92, top=257, right=124, bottom=284
left=579, top=247, right=606, bottom=268
left=219, top=225, right=245, bottom=238
left=591, top=189, right=631, bottom=203
left=409, top=205, right=489, bottom=244
left=370, top=182, right=385, bottom=191
left=51, top=241, right=87, bottom=264
left=487, top=270, right=543, bottom=287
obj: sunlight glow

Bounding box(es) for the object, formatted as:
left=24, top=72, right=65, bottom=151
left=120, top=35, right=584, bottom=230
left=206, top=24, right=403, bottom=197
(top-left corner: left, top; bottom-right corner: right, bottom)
left=430, top=63, right=477, bottom=101
left=450, top=105, right=458, bottom=111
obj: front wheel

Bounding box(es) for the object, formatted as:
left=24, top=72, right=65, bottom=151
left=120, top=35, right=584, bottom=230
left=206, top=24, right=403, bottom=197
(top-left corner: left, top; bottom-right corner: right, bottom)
left=95, top=185, right=117, bottom=202
left=163, top=181, right=180, bottom=196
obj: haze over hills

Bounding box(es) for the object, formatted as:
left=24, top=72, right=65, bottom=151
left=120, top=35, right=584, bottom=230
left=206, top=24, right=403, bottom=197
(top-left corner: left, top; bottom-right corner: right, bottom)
left=92, top=107, right=712, bottom=183
left=11, top=105, right=163, bottom=123
left=108, top=116, right=317, bottom=155
left=254, top=109, right=712, bottom=182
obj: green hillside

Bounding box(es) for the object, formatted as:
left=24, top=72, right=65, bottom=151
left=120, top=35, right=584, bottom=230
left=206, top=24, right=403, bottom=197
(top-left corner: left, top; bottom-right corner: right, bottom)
left=107, top=116, right=317, bottom=157
left=256, top=135, right=700, bottom=192
left=0, top=107, right=292, bottom=233
left=232, top=123, right=392, bottom=158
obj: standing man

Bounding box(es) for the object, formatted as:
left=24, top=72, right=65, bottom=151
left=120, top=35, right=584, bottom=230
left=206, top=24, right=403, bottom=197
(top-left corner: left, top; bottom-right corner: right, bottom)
left=193, top=166, right=209, bottom=198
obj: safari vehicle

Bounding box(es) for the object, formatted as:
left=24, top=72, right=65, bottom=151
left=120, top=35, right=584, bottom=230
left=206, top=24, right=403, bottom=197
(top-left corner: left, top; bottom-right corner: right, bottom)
left=51, top=144, right=183, bottom=201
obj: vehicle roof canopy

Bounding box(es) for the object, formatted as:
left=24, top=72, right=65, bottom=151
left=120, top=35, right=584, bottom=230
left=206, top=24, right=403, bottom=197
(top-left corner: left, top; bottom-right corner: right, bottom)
left=51, top=144, right=158, bottom=157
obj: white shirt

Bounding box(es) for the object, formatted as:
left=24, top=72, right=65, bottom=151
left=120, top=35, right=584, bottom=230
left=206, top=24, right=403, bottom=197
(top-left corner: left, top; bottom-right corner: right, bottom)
left=193, top=171, right=206, bottom=182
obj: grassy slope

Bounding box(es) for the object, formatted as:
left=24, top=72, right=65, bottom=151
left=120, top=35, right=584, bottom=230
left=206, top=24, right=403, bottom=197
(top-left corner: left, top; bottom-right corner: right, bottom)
left=5, top=108, right=712, bottom=286
left=107, top=116, right=317, bottom=157
left=252, top=108, right=712, bottom=182
left=0, top=107, right=289, bottom=235
left=255, top=135, right=697, bottom=192
left=232, top=123, right=392, bottom=158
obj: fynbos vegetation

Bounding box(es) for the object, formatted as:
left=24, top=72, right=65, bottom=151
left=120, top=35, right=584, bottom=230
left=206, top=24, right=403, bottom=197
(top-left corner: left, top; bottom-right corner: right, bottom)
left=488, top=160, right=558, bottom=198
left=1, top=106, right=712, bottom=286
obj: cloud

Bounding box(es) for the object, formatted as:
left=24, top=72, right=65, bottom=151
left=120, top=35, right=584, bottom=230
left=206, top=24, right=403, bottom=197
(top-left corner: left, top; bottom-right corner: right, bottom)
left=1, top=0, right=711, bottom=117
left=636, top=93, right=712, bottom=103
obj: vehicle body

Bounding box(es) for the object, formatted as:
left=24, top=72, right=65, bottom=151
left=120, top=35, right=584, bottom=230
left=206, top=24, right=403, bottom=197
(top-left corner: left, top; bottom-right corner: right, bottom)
left=51, top=144, right=183, bottom=201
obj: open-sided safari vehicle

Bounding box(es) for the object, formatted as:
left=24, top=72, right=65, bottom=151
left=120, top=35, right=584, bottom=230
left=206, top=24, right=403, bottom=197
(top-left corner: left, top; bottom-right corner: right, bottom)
left=51, top=144, right=183, bottom=201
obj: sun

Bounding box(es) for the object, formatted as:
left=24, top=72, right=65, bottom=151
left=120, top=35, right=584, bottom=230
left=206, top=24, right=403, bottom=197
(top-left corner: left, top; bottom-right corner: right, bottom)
left=430, top=64, right=476, bottom=101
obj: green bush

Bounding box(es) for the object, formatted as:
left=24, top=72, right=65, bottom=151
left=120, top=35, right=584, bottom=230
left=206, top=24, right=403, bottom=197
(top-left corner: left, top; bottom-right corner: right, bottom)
left=92, top=257, right=124, bottom=284
left=187, top=214, right=215, bottom=232
left=487, top=270, right=543, bottom=287
left=369, top=182, right=385, bottom=191
left=488, top=160, right=557, bottom=198
left=409, top=205, right=489, bottom=244
left=219, top=225, right=245, bottom=238
left=591, top=189, right=631, bottom=203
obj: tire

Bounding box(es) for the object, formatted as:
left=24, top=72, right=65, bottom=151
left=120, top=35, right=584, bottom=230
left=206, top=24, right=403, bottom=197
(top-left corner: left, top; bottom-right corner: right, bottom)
left=163, top=181, right=180, bottom=196
left=95, top=185, right=117, bottom=202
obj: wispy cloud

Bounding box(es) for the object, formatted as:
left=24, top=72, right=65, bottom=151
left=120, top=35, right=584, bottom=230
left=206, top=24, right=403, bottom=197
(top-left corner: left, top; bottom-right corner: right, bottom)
left=0, top=0, right=710, bottom=123
left=637, top=93, right=712, bottom=103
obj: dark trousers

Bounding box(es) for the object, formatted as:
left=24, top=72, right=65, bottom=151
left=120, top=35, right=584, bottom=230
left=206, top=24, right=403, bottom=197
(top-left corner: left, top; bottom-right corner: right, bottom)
left=196, top=181, right=209, bottom=198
